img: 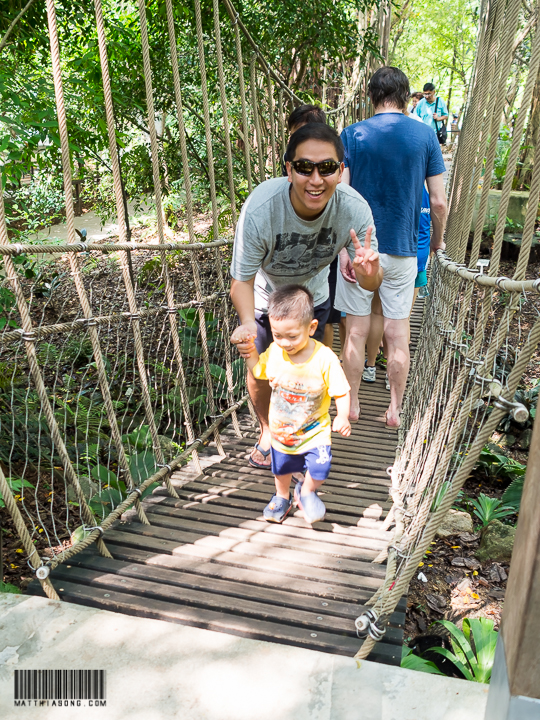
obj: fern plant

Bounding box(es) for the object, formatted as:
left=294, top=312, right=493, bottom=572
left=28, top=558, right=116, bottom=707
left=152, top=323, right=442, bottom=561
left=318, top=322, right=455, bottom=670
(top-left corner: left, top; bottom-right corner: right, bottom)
left=470, top=493, right=515, bottom=527
left=430, top=618, right=498, bottom=683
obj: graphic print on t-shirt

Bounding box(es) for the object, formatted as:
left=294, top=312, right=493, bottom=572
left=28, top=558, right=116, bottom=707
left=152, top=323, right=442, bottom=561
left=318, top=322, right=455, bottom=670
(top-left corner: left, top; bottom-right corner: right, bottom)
left=270, top=227, right=337, bottom=276
left=269, top=372, right=327, bottom=448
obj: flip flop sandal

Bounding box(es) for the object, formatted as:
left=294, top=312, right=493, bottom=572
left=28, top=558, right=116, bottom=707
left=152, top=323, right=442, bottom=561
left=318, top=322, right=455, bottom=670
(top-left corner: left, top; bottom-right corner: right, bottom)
left=249, top=442, right=272, bottom=469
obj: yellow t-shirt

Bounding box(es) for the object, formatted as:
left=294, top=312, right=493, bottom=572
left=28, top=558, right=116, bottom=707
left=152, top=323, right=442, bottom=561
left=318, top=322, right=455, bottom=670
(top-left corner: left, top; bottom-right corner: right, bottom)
left=252, top=340, right=350, bottom=454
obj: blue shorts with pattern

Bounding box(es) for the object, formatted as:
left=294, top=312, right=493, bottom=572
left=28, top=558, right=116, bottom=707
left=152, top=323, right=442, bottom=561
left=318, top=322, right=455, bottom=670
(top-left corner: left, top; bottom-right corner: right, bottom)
left=270, top=445, right=332, bottom=481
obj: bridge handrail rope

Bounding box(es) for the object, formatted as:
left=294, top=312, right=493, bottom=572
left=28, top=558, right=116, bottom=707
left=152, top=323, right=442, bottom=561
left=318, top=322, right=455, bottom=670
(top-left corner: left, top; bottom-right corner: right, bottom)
left=354, top=0, right=540, bottom=658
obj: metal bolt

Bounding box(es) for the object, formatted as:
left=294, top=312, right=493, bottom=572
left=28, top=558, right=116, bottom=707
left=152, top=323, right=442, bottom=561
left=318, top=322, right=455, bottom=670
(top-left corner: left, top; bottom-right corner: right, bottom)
left=321, top=602, right=328, bottom=606
left=310, top=633, right=317, bottom=638
left=120, top=579, right=126, bottom=583
left=317, top=616, right=323, bottom=620
left=104, top=594, right=110, bottom=597
left=59, top=588, right=64, bottom=592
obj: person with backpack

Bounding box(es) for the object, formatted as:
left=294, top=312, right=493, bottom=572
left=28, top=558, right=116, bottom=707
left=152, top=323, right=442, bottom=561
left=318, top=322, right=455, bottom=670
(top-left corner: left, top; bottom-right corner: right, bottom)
left=415, top=83, right=449, bottom=144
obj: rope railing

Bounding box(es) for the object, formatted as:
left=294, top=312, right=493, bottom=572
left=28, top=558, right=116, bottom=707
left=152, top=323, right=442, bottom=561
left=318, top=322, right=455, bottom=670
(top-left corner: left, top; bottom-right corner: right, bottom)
left=354, top=0, right=540, bottom=658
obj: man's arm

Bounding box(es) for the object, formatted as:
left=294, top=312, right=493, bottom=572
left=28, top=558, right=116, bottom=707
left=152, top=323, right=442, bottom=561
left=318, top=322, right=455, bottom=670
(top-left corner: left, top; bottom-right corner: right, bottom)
left=230, top=277, right=258, bottom=358
left=426, top=173, right=447, bottom=252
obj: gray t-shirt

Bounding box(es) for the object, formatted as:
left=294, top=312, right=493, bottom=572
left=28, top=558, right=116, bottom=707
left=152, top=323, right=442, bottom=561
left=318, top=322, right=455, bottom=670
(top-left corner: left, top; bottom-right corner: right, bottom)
left=230, top=177, right=377, bottom=312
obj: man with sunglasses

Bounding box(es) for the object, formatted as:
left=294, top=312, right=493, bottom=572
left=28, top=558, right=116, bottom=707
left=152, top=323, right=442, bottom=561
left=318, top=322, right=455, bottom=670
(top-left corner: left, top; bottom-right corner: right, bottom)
left=230, top=123, right=382, bottom=470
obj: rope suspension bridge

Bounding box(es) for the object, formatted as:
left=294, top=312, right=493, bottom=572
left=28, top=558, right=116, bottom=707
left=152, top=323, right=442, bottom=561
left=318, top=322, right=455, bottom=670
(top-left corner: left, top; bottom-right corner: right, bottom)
left=0, top=0, right=539, bottom=665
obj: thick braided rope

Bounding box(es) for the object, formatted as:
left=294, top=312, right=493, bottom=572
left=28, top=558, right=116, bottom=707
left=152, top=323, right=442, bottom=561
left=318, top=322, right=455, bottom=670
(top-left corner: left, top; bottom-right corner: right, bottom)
left=137, top=0, right=217, bottom=477
left=45, top=396, right=247, bottom=570
left=250, top=54, right=266, bottom=182
left=164, top=0, right=240, bottom=444
left=0, top=466, right=60, bottom=600
left=0, top=183, right=111, bottom=559
left=0, top=292, right=226, bottom=344
left=468, top=0, right=524, bottom=268
left=94, top=0, right=179, bottom=504
left=266, top=70, right=278, bottom=178
left=230, top=10, right=253, bottom=192
left=446, top=0, right=505, bottom=258
left=358, top=311, right=540, bottom=659
left=488, top=17, right=540, bottom=274
left=212, top=0, right=238, bottom=224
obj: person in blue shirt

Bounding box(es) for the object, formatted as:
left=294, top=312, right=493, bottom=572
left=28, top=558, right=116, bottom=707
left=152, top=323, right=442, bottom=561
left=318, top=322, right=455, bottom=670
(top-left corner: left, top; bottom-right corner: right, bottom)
left=415, top=83, right=449, bottom=134
left=334, top=66, right=447, bottom=428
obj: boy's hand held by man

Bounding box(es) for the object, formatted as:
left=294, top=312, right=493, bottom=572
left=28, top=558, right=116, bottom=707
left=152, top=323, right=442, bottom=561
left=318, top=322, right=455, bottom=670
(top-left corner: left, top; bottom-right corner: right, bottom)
left=231, top=322, right=257, bottom=358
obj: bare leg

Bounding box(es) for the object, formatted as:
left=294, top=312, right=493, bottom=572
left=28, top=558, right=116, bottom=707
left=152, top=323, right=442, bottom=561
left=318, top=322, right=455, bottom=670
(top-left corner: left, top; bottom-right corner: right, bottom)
left=342, top=313, right=371, bottom=421
left=247, top=371, right=272, bottom=466
left=366, top=290, right=384, bottom=367
left=323, top=322, right=334, bottom=348
left=302, top=471, right=324, bottom=495
left=338, top=318, right=346, bottom=359
left=408, top=287, right=420, bottom=343
left=383, top=317, right=410, bottom=427
left=274, top=473, right=292, bottom=500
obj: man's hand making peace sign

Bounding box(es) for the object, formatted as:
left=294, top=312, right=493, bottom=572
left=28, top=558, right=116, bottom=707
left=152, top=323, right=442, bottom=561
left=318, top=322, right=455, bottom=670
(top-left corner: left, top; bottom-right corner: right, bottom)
left=339, top=226, right=383, bottom=291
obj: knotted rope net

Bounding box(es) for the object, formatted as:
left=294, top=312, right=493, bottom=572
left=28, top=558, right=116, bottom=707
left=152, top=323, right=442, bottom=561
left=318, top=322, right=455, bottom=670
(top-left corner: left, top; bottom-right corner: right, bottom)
left=0, top=0, right=370, bottom=599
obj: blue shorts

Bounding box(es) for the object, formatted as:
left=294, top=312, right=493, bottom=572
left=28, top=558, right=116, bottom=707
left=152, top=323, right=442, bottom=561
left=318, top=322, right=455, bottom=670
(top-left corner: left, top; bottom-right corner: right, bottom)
left=415, top=270, right=428, bottom=288
left=270, top=445, right=332, bottom=481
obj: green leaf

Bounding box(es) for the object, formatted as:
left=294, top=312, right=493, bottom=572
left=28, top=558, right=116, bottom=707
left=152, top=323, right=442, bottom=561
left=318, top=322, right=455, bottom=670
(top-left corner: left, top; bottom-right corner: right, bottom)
left=463, top=618, right=497, bottom=683
left=434, top=619, right=476, bottom=672
left=401, top=648, right=446, bottom=675
left=128, top=451, right=158, bottom=485
left=429, top=647, right=474, bottom=681
left=502, top=477, right=524, bottom=512
left=91, top=464, right=118, bottom=487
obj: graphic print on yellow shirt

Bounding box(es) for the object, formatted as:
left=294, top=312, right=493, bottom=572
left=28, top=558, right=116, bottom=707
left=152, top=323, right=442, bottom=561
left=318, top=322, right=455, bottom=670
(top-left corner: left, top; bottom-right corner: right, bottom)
left=252, top=341, right=350, bottom=454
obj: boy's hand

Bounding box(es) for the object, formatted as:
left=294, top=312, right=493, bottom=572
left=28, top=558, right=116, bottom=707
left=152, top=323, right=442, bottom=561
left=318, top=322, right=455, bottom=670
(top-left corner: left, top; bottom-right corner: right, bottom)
left=333, top=415, right=351, bottom=437
left=231, top=322, right=257, bottom=359
left=351, top=226, right=380, bottom=278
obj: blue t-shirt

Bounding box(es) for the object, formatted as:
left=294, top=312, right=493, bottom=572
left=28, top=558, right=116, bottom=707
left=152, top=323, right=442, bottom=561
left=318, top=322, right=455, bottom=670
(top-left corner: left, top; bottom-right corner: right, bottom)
left=341, top=114, right=445, bottom=256
left=417, top=187, right=431, bottom=272
left=415, top=97, right=449, bottom=132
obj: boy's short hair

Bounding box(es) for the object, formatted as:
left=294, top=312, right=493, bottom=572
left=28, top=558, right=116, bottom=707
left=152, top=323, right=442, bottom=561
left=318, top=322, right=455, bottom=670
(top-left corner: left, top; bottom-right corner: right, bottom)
left=286, top=123, right=344, bottom=163
left=423, top=82, right=436, bottom=92
left=287, top=104, right=326, bottom=132
left=412, top=91, right=424, bottom=100
left=268, top=285, right=314, bottom=326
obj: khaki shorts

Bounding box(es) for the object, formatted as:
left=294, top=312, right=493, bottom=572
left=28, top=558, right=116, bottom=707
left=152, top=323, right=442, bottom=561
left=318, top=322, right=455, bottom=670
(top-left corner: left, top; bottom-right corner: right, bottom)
left=334, top=254, right=417, bottom=320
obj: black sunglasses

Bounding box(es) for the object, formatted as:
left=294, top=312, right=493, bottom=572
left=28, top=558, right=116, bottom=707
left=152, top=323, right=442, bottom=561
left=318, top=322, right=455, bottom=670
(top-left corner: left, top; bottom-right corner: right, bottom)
left=290, top=159, right=341, bottom=177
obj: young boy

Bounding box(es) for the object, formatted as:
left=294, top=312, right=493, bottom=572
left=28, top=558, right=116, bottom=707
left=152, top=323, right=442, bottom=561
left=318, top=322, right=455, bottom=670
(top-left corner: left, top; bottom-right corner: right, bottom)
left=238, top=285, right=352, bottom=524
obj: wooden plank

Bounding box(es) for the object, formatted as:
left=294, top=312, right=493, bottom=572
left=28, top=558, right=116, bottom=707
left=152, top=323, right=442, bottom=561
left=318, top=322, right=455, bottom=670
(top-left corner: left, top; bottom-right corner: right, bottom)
left=103, top=529, right=386, bottom=591
left=157, top=487, right=386, bottom=527
left=144, top=496, right=393, bottom=541
left=28, top=579, right=400, bottom=664
left=140, top=510, right=388, bottom=555
left=116, top=519, right=384, bottom=570
left=71, top=543, right=402, bottom=607
left=49, top=561, right=403, bottom=644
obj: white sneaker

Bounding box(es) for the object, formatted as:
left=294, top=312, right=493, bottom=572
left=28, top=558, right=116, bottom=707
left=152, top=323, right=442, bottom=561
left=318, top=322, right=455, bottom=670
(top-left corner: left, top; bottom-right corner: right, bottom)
left=362, top=365, right=376, bottom=383
left=385, top=373, right=390, bottom=390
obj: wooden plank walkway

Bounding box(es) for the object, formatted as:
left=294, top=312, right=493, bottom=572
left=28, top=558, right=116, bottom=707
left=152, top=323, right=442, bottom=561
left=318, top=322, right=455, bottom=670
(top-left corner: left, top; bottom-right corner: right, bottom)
left=28, top=304, right=424, bottom=665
